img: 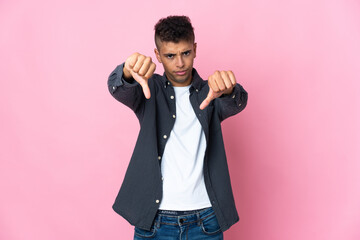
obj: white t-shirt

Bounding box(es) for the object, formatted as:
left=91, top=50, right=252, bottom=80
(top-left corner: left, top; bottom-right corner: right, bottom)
left=159, top=85, right=212, bottom=210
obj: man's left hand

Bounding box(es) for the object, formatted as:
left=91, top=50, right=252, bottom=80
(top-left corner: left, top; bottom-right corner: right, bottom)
left=199, top=70, right=237, bottom=110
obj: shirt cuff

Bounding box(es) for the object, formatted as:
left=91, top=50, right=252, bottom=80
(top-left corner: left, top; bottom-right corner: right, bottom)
left=108, top=63, right=139, bottom=93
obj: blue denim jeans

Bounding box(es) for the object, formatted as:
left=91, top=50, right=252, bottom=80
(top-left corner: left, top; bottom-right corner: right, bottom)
left=133, top=207, right=223, bottom=240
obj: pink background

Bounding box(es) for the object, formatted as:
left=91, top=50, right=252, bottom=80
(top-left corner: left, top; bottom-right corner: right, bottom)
left=1, top=0, right=360, bottom=239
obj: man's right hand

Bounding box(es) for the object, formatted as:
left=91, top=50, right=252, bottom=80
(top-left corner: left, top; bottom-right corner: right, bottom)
left=124, top=53, right=156, bottom=99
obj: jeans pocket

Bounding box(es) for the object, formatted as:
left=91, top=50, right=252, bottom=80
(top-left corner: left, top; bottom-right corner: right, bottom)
left=200, top=212, right=222, bottom=235
left=134, top=225, right=157, bottom=239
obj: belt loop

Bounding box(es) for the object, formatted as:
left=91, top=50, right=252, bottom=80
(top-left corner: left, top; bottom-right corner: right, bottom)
left=196, top=212, right=201, bottom=226
left=156, top=215, right=161, bottom=228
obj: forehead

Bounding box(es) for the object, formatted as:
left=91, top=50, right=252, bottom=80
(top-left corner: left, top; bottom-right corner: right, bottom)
left=158, top=40, right=194, bottom=53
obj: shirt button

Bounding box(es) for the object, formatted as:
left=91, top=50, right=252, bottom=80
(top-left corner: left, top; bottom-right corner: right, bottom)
left=163, top=135, right=167, bottom=139
left=239, top=103, right=242, bottom=106
left=156, top=200, right=160, bottom=203
left=112, top=86, right=116, bottom=90
left=196, top=89, right=199, bottom=92
left=167, top=82, right=170, bottom=85
left=172, top=115, right=176, bottom=119
left=158, top=156, right=161, bottom=160
left=232, top=95, right=235, bottom=98
left=170, top=95, right=174, bottom=99
left=161, top=177, right=164, bottom=181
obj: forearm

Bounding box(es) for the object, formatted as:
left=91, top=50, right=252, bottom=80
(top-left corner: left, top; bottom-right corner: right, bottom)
left=107, top=63, right=145, bottom=114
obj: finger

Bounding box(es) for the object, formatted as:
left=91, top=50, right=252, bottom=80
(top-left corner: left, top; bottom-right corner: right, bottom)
left=126, top=53, right=138, bottom=69
left=227, top=71, right=236, bottom=86
left=132, top=55, right=145, bottom=73
left=208, top=74, right=220, bottom=93
left=144, top=62, right=156, bottom=79
left=221, top=71, right=233, bottom=89
left=200, top=96, right=211, bottom=110
left=140, top=81, right=151, bottom=99
left=214, top=71, right=226, bottom=92
left=199, top=89, right=215, bottom=110
left=138, top=57, right=152, bottom=76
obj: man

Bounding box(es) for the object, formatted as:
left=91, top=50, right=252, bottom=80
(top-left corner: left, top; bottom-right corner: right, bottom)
left=108, top=15, right=248, bottom=240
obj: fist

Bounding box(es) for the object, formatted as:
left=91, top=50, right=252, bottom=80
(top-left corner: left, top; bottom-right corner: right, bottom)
left=199, top=70, right=237, bottom=110
left=124, top=53, right=156, bottom=99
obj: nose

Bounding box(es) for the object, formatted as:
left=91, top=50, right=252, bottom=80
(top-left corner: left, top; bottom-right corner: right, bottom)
left=175, top=56, right=184, bottom=68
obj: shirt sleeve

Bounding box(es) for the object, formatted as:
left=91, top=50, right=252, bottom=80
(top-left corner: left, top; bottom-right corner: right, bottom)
left=107, top=63, right=145, bottom=118
left=216, top=83, right=248, bottom=122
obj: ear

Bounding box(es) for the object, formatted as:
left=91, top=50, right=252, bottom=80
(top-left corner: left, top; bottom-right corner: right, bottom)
left=193, top=42, right=197, bottom=58
left=154, top=48, right=162, bottom=63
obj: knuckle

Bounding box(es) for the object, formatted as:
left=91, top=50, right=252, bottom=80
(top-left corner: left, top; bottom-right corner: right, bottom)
left=149, top=64, right=154, bottom=72
left=138, top=55, right=145, bottom=61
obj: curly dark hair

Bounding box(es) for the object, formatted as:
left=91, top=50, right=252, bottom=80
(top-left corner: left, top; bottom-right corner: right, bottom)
left=154, top=15, right=195, bottom=49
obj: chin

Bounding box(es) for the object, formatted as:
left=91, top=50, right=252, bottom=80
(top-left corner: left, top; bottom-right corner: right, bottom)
left=175, top=74, right=191, bottom=83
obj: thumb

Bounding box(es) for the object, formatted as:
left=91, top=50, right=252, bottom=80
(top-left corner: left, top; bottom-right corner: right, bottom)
left=140, top=81, right=151, bottom=99
left=200, top=89, right=215, bottom=110
left=131, top=70, right=151, bottom=99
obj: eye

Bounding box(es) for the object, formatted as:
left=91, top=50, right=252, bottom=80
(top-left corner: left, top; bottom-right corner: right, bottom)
left=166, top=54, right=174, bottom=59
left=183, top=51, right=191, bottom=56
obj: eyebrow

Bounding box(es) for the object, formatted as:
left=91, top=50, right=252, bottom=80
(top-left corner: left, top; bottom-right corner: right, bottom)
left=163, top=50, right=192, bottom=56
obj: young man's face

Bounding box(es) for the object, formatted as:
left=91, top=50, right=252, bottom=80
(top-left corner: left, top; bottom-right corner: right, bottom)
left=155, top=40, right=197, bottom=87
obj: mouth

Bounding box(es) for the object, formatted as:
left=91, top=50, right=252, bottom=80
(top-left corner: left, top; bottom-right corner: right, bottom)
left=174, top=70, right=187, bottom=76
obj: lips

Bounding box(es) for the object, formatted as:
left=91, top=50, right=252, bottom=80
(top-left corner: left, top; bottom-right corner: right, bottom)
left=175, top=70, right=187, bottom=76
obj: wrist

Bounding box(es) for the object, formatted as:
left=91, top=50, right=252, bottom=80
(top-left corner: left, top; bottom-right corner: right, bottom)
left=123, top=66, right=132, bottom=80
left=222, top=87, right=234, bottom=96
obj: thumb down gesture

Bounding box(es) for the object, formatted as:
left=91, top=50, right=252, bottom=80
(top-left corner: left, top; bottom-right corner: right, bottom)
left=199, top=70, right=237, bottom=110
left=123, top=53, right=156, bottom=99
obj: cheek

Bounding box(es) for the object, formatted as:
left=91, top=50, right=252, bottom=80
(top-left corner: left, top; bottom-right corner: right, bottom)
left=186, top=58, right=194, bottom=67
left=188, top=56, right=195, bottom=63
left=162, top=63, right=172, bottom=73
left=164, top=61, right=174, bottom=70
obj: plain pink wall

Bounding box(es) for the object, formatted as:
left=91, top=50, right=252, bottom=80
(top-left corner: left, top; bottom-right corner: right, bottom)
left=1, top=0, right=360, bottom=239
